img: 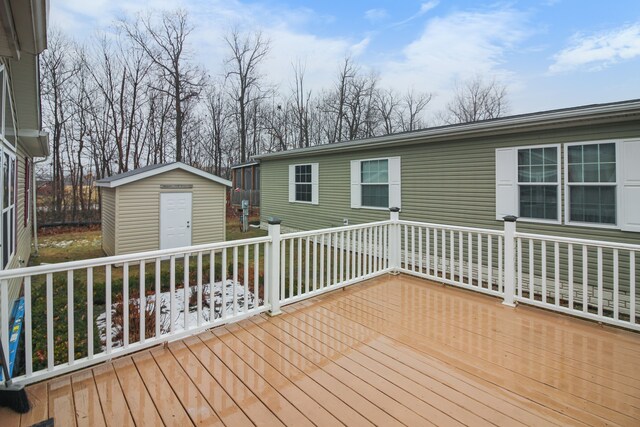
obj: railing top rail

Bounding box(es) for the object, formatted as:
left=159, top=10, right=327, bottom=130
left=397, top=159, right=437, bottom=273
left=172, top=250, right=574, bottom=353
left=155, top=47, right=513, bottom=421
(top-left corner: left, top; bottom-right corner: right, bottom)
left=514, top=231, right=640, bottom=251
left=281, top=220, right=393, bottom=240
left=0, top=235, right=272, bottom=281
left=396, top=219, right=505, bottom=236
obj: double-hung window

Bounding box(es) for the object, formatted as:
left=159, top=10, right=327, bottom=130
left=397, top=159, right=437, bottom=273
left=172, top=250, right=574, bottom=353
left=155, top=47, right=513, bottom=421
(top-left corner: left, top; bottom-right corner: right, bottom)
left=566, top=142, right=616, bottom=225
left=517, top=146, right=560, bottom=221
left=351, top=157, right=401, bottom=209
left=361, top=159, right=389, bottom=208
left=496, top=145, right=559, bottom=222
left=288, top=163, right=318, bottom=204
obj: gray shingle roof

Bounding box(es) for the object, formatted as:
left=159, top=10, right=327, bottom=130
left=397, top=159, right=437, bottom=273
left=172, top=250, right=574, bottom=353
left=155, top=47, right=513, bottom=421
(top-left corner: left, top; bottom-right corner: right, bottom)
left=95, top=162, right=175, bottom=184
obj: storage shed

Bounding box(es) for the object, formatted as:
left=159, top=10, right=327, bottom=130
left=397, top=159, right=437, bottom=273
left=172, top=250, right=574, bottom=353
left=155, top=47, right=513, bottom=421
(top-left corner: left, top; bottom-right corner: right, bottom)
left=96, top=162, right=231, bottom=256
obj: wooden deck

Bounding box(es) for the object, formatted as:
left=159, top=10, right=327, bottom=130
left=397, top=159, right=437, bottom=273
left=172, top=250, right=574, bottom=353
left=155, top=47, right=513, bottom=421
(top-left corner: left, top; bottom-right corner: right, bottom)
left=3, top=274, right=640, bottom=426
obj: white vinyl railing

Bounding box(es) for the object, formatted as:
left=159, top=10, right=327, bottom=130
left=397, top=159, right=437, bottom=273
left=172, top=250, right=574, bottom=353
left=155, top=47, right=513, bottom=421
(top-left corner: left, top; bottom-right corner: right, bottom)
left=2, top=210, right=638, bottom=385
left=396, top=220, right=505, bottom=298
left=514, top=232, right=638, bottom=331
left=279, top=221, right=391, bottom=306
left=0, top=236, right=271, bottom=384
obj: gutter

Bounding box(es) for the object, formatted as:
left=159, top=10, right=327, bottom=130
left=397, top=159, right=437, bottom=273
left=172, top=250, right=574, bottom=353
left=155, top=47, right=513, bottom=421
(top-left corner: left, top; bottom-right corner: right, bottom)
left=255, top=99, right=640, bottom=161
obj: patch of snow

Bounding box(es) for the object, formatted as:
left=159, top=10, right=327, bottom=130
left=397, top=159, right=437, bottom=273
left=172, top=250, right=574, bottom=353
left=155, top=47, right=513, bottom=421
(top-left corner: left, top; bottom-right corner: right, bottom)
left=96, top=280, right=261, bottom=349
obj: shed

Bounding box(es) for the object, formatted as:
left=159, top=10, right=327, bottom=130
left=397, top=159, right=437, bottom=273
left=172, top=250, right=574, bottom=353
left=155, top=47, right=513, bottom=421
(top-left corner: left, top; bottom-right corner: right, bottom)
left=95, top=162, right=231, bottom=256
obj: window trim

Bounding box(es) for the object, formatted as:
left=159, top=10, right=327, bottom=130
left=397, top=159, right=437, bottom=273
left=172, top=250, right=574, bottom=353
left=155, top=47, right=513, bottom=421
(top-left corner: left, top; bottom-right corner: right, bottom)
left=515, top=143, right=562, bottom=225
left=290, top=163, right=317, bottom=205
left=564, top=140, right=621, bottom=230
left=359, top=158, right=390, bottom=210
left=351, top=157, right=392, bottom=210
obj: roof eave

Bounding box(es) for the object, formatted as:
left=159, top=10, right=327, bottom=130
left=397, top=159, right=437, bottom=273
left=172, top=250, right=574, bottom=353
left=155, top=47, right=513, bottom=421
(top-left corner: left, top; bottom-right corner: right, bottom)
left=96, top=163, right=232, bottom=188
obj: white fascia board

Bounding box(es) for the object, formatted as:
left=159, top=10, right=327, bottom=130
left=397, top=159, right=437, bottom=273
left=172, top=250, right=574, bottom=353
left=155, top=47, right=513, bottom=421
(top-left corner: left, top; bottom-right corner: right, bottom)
left=96, top=163, right=232, bottom=188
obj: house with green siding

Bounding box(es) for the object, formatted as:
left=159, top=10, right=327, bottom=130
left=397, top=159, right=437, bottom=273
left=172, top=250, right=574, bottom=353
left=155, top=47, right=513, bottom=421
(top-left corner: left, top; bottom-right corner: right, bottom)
left=256, top=99, right=640, bottom=311
left=257, top=99, right=639, bottom=238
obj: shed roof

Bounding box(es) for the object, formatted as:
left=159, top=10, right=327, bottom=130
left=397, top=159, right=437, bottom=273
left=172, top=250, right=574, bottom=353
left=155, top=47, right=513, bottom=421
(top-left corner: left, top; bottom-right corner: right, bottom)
left=255, top=98, right=640, bottom=160
left=95, top=162, right=232, bottom=188
left=230, top=161, right=259, bottom=170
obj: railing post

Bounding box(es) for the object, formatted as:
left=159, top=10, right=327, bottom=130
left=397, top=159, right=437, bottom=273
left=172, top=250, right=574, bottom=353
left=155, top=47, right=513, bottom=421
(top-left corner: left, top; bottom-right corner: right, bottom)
left=503, top=215, right=517, bottom=307
left=389, top=207, right=401, bottom=274
left=267, top=217, right=282, bottom=316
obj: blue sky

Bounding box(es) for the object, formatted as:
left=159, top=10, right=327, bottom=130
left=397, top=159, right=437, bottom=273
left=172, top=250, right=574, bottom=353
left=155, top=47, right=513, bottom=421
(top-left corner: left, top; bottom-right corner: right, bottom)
left=51, top=0, right=640, bottom=119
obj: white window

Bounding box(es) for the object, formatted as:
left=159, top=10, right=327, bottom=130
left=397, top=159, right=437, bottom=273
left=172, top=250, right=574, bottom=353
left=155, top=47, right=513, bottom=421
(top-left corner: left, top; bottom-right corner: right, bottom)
left=517, top=146, right=560, bottom=222
left=497, top=139, right=640, bottom=231
left=350, top=157, right=401, bottom=210
left=288, top=163, right=318, bottom=204
left=496, top=145, right=560, bottom=223
left=565, top=142, right=616, bottom=226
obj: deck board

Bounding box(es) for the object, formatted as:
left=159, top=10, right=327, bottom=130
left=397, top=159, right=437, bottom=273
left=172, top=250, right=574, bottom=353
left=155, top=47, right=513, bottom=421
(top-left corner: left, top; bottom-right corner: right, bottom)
left=7, top=274, right=640, bottom=426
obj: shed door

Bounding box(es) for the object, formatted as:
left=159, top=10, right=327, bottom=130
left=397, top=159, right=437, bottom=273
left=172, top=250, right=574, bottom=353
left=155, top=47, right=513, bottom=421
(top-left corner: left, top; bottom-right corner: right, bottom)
left=160, top=193, right=192, bottom=249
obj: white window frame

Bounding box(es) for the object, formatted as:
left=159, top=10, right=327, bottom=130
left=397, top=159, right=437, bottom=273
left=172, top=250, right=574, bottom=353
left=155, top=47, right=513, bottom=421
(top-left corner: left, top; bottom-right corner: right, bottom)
left=351, top=156, right=401, bottom=211
left=515, top=144, right=561, bottom=225
left=564, top=140, right=620, bottom=230
left=288, top=163, right=318, bottom=205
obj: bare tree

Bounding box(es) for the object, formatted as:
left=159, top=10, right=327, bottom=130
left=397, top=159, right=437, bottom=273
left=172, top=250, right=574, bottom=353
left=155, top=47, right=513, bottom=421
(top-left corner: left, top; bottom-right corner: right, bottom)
left=203, top=84, right=230, bottom=175
left=41, top=30, right=81, bottom=219
left=120, top=9, right=205, bottom=162
left=224, top=29, right=270, bottom=163
left=291, top=61, right=311, bottom=148
left=399, top=89, right=432, bottom=131
left=443, top=76, right=509, bottom=124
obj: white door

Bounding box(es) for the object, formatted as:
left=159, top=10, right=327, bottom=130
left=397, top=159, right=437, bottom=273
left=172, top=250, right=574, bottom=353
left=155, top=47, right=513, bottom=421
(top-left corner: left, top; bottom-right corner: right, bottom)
left=160, top=193, right=192, bottom=249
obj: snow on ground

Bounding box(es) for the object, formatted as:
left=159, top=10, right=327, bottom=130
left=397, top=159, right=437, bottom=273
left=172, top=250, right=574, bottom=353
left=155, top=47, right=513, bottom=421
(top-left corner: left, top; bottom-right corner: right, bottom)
left=97, top=280, right=261, bottom=349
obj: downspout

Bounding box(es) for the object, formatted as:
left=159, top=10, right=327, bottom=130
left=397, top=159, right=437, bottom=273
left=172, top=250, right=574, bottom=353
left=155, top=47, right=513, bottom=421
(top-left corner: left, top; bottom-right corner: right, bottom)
left=32, top=155, right=47, bottom=254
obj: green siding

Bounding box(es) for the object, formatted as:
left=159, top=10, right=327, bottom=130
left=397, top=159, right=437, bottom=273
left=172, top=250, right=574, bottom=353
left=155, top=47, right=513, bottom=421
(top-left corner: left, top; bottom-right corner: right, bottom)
left=261, top=121, right=640, bottom=246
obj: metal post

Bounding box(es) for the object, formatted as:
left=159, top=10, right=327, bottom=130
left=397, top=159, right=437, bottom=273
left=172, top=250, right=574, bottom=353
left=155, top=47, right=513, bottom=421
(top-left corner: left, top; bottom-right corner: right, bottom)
left=267, top=217, right=282, bottom=316
left=503, top=215, right=517, bottom=307
left=389, top=207, right=401, bottom=274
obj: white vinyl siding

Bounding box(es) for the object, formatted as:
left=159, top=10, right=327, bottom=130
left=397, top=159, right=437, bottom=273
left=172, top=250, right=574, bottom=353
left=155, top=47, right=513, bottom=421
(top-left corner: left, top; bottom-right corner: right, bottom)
left=350, top=157, right=401, bottom=210
left=288, top=163, right=318, bottom=205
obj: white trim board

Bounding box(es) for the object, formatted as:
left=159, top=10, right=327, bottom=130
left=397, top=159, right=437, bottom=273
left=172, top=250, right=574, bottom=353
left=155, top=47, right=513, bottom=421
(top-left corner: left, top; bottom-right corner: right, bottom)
left=96, top=162, right=232, bottom=188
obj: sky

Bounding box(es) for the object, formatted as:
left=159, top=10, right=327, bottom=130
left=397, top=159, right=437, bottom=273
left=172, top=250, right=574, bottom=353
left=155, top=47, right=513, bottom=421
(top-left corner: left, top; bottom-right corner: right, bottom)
left=50, top=0, right=640, bottom=120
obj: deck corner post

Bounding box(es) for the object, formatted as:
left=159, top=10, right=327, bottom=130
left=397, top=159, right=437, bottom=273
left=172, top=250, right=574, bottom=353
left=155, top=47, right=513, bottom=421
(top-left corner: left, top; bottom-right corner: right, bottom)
left=389, top=208, right=401, bottom=275
left=502, top=215, right=518, bottom=307
left=267, top=217, right=283, bottom=316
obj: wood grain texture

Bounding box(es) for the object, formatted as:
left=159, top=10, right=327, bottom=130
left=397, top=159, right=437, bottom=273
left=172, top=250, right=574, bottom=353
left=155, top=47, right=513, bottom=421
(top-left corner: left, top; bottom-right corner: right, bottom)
left=12, top=274, right=640, bottom=426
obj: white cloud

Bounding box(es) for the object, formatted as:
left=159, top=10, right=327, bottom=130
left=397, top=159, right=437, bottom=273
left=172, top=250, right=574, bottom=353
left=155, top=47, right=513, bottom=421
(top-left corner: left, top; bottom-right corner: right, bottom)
left=549, top=23, right=640, bottom=73
left=420, top=1, right=440, bottom=14
left=364, top=8, right=388, bottom=23
left=392, top=0, right=440, bottom=27
left=379, top=8, right=527, bottom=113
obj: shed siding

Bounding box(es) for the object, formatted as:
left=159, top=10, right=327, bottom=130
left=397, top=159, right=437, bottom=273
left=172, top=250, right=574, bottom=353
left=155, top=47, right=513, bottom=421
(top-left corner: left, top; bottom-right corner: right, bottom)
left=115, top=169, right=226, bottom=255
left=7, top=147, right=34, bottom=303
left=261, top=121, right=640, bottom=245
left=100, top=188, right=116, bottom=256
